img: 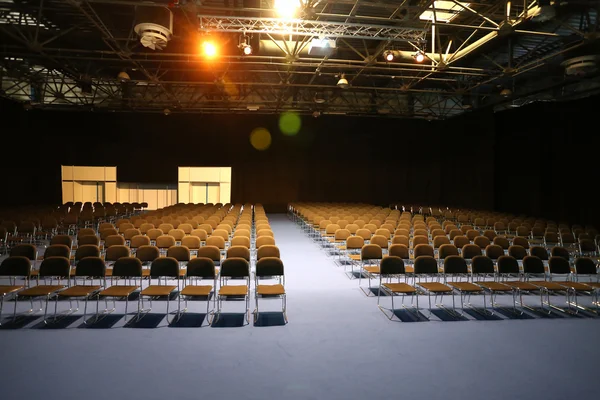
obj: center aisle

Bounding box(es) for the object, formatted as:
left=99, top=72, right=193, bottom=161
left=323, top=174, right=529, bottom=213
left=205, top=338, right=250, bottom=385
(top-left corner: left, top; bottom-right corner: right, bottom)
left=267, top=213, right=387, bottom=326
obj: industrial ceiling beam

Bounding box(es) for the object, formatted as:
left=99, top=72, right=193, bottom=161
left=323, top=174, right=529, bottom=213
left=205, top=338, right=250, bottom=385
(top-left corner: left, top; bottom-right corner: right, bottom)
left=197, top=15, right=427, bottom=42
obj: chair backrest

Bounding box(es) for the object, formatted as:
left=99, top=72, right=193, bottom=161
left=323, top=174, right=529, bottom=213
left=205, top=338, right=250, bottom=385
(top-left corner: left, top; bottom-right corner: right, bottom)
left=197, top=245, right=221, bottom=262
left=0, top=256, right=31, bottom=277
left=186, top=257, right=216, bottom=279
left=497, top=255, right=520, bottom=274
left=361, top=244, right=382, bottom=260
left=181, top=236, right=201, bottom=250
left=471, top=255, right=495, bottom=275
left=414, top=256, right=438, bottom=275
left=157, top=235, right=176, bottom=249
left=226, top=245, right=250, bottom=261
left=135, top=245, right=160, bottom=263
left=548, top=256, right=571, bottom=275
left=256, top=257, right=284, bottom=277
left=78, top=235, right=100, bottom=246
left=10, top=244, right=37, bottom=260
left=206, top=236, right=225, bottom=249
left=44, top=244, right=70, bottom=259
left=512, top=236, right=530, bottom=249
left=461, top=244, right=482, bottom=260
left=433, top=235, right=450, bottom=249
left=438, top=244, right=459, bottom=259
left=75, top=257, right=106, bottom=277
left=158, top=223, right=174, bottom=234
left=39, top=256, right=71, bottom=278
left=220, top=257, right=250, bottom=278
left=574, top=257, right=597, bottom=275
left=473, top=236, right=490, bottom=249
left=453, top=236, right=470, bottom=249
left=444, top=255, right=468, bottom=274
left=414, top=244, right=434, bottom=258
left=75, top=244, right=100, bottom=261
left=484, top=244, right=504, bottom=260
left=388, top=244, right=409, bottom=259
left=493, top=236, right=510, bottom=250
left=257, top=245, right=280, bottom=260
left=522, top=255, right=545, bottom=275
left=104, top=235, right=126, bottom=248
left=529, top=246, right=549, bottom=260
left=370, top=235, right=388, bottom=249
left=50, top=235, right=72, bottom=248
left=508, top=245, right=527, bottom=260
left=149, top=257, right=180, bottom=278
left=112, top=257, right=143, bottom=277
left=346, top=235, right=365, bottom=250
left=167, top=245, right=191, bottom=262
left=130, top=235, right=151, bottom=248
left=380, top=256, right=405, bottom=275
left=550, top=246, right=570, bottom=260
left=105, top=245, right=131, bottom=262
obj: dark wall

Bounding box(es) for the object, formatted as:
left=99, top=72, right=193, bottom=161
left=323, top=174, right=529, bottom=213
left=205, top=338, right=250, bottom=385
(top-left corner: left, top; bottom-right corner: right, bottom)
left=0, top=100, right=496, bottom=212
left=493, top=96, right=600, bottom=227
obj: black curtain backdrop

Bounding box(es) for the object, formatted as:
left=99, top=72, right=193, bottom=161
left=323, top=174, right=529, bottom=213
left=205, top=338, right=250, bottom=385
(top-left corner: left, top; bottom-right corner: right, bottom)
left=0, top=95, right=597, bottom=226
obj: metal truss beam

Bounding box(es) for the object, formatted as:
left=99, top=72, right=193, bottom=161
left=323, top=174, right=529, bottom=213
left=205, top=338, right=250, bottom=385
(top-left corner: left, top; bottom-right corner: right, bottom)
left=198, top=15, right=427, bottom=43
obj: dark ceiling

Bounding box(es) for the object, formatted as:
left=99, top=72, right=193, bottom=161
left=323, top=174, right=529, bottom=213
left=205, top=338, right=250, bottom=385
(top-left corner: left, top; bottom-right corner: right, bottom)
left=1, top=0, right=599, bottom=119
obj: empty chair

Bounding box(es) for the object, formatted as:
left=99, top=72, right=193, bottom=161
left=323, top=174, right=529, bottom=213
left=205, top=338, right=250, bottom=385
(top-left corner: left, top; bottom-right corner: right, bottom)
left=512, top=236, right=530, bottom=251
left=176, top=257, right=217, bottom=325
left=358, top=244, right=383, bottom=295
left=50, top=235, right=72, bottom=249
left=461, top=244, right=482, bottom=262
left=392, top=235, right=409, bottom=247
left=137, top=257, right=180, bottom=323
left=157, top=235, right=176, bottom=254
left=226, top=246, right=250, bottom=261
left=54, top=257, right=105, bottom=322
left=75, top=245, right=100, bottom=264
left=197, top=245, right=222, bottom=267
left=482, top=230, right=497, bottom=241
left=16, top=257, right=70, bottom=324
left=414, top=256, right=455, bottom=318
left=158, top=223, right=174, bottom=234
left=136, top=245, right=160, bottom=268
left=444, top=256, right=485, bottom=313
left=550, top=246, right=570, bottom=261
left=257, top=245, right=280, bottom=260
left=376, top=256, right=417, bottom=320
left=104, top=245, right=130, bottom=266
left=214, top=257, right=251, bottom=324
left=485, top=244, right=505, bottom=263
left=472, top=256, right=514, bottom=312
left=0, top=257, right=31, bottom=324
left=438, top=244, right=459, bottom=262
left=130, top=235, right=151, bottom=251
left=123, top=228, right=141, bottom=242
left=253, top=257, right=287, bottom=323
left=414, top=244, right=434, bottom=258
left=530, top=246, right=549, bottom=261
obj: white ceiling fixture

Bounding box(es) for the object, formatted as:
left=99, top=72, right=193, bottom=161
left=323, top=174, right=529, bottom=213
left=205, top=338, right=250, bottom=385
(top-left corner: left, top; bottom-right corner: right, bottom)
left=419, top=1, right=470, bottom=23
left=134, top=6, right=173, bottom=51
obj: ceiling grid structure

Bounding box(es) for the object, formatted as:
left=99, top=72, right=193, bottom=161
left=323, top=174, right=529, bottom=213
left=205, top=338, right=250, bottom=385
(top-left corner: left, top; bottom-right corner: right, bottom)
left=0, top=0, right=598, bottom=119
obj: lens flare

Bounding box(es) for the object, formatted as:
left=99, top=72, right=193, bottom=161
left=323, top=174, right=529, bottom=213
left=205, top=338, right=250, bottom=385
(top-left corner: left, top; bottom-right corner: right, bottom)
left=202, top=41, right=217, bottom=58
left=250, top=127, right=272, bottom=151
left=278, top=111, right=301, bottom=136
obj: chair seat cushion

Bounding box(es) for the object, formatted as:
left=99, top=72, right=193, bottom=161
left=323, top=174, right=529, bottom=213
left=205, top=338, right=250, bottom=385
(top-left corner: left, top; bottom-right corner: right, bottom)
left=529, top=281, right=566, bottom=291
left=19, top=285, right=65, bottom=297
left=363, top=266, right=380, bottom=274
left=219, top=285, right=248, bottom=296
left=180, top=285, right=212, bottom=296
left=141, top=285, right=177, bottom=296
left=383, top=283, right=416, bottom=293
left=476, top=282, right=513, bottom=291
left=504, top=281, right=538, bottom=291
left=257, top=284, right=285, bottom=296
left=559, top=282, right=593, bottom=291
left=418, top=282, right=453, bottom=293
left=58, top=285, right=102, bottom=297
left=0, top=285, right=23, bottom=296
left=448, top=282, right=483, bottom=292
left=99, top=285, right=138, bottom=297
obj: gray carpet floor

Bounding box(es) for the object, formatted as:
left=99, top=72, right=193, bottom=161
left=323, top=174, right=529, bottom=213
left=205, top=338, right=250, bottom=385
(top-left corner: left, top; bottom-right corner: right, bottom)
left=0, top=214, right=599, bottom=400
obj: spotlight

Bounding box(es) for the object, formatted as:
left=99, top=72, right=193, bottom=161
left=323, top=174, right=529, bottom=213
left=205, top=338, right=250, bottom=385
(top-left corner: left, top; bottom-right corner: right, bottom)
left=202, top=41, right=217, bottom=58
left=336, top=73, right=349, bottom=89
left=384, top=50, right=394, bottom=62
left=242, top=44, right=252, bottom=55
left=163, top=108, right=171, bottom=115
left=275, top=0, right=300, bottom=19
left=500, top=88, right=512, bottom=97
left=413, top=51, right=425, bottom=63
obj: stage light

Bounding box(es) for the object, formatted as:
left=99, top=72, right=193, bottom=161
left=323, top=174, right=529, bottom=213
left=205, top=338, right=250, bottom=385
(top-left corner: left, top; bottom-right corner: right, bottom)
left=414, top=51, right=425, bottom=63
left=202, top=41, right=217, bottom=58
left=384, top=51, right=394, bottom=62
left=275, top=0, right=300, bottom=19
left=241, top=43, right=252, bottom=55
